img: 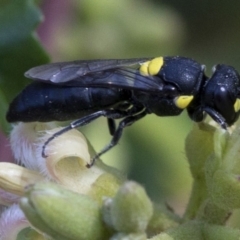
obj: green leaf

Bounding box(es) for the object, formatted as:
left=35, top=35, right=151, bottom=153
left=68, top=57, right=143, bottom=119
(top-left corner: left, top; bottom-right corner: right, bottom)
left=0, top=0, right=50, bottom=131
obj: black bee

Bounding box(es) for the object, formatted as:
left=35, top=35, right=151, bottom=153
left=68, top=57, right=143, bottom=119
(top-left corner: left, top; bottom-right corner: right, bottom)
left=6, top=56, right=240, bottom=166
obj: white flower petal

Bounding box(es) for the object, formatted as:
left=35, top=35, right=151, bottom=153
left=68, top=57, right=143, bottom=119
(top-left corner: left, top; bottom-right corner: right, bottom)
left=0, top=204, right=30, bottom=240
left=0, top=189, right=19, bottom=206
left=10, top=122, right=57, bottom=170
left=35, top=128, right=90, bottom=179
left=35, top=128, right=107, bottom=193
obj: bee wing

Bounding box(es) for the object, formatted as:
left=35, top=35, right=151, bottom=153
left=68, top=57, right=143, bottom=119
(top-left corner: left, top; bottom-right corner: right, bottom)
left=25, top=58, right=164, bottom=92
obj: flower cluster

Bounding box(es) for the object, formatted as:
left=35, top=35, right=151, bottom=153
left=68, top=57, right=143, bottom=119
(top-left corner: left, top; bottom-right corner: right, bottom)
left=0, top=122, right=125, bottom=239
left=1, top=120, right=240, bottom=239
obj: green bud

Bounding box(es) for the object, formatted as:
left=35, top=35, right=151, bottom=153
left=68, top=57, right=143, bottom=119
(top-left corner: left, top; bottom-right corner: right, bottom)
left=88, top=172, right=124, bottom=204
left=104, top=181, right=153, bottom=233
left=20, top=182, right=110, bottom=240
left=206, top=126, right=240, bottom=210
left=203, top=223, right=240, bottom=239
left=184, top=123, right=215, bottom=219
left=185, top=122, right=215, bottom=179
left=147, top=203, right=180, bottom=236
left=20, top=197, right=61, bottom=239
left=206, top=169, right=240, bottom=210
left=196, top=199, right=230, bottom=224
left=102, top=198, right=114, bottom=229
left=150, top=221, right=240, bottom=240
left=150, top=220, right=203, bottom=240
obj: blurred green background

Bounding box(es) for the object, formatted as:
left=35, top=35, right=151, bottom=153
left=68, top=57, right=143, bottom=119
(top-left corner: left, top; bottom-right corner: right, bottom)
left=1, top=0, right=240, bottom=220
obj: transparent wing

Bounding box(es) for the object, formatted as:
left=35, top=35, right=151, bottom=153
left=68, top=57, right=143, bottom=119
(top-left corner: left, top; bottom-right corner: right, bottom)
left=24, top=58, right=164, bottom=92
left=25, top=58, right=151, bottom=82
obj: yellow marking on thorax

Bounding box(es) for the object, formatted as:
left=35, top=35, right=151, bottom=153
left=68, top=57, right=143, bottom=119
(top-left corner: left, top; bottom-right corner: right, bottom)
left=139, top=61, right=150, bottom=76
left=234, top=99, right=240, bottom=112
left=174, top=95, right=194, bottom=109
left=139, top=57, right=164, bottom=76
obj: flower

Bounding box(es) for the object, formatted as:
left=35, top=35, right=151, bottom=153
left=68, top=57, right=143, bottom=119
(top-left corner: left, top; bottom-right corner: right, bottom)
left=0, top=122, right=125, bottom=239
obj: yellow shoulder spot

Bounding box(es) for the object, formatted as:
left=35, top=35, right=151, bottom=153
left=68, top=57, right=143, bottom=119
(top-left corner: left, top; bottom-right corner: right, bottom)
left=234, top=99, right=240, bottom=112
left=139, top=57, right=164, bottom=76
left=148, top=57, right=164, bottom=76
left=174, top=95, right=194, bottom=109
left=139, top=61, right=150, bottom=76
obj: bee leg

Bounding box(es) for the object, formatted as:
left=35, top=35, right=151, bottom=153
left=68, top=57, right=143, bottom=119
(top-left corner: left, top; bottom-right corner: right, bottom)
left=87, top=110, right=148, bottom=168
left=203, top=107, right=228, bottom=129
left=42, top=109, right=132, bottom=158
left=107, top=118, right=116, bottom=136
left=107, top=103, right=144, bottom=136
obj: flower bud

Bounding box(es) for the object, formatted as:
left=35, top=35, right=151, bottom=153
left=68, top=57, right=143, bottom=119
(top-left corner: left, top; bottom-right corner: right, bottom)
left=185, top=122, right=215, bottom=179
left=150, top=221, right=240, bottom=240
left=20, top=182, right=110, bottom=240
left=0, top=162, right=44, bottom=197
left=103, top=181, right=153, bottom=233
left=147, top=203, right=180, bottom=236
left=206, top=125, right=240, bottom=210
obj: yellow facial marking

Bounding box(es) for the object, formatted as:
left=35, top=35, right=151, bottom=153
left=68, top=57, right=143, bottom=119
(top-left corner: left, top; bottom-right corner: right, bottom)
left=234, top=99, right=240, bottom=112
left=139, top=57, right=164, bottom=76
left=148, top=57, right=164, bottom=76
left=174, top=95, right=194, bottom=109
left=139, top=61, right=150, bottom=76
